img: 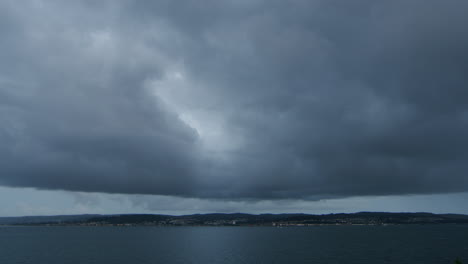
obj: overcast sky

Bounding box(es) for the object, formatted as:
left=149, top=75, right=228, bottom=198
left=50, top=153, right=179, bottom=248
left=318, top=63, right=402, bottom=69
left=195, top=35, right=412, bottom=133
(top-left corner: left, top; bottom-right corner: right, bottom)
left=1, top=0, right=468, bottom=216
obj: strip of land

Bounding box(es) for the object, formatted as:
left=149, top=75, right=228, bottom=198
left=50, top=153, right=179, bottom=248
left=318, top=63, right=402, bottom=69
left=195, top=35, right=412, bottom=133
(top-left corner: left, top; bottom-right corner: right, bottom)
left=2, top=212, right=468, bottom=226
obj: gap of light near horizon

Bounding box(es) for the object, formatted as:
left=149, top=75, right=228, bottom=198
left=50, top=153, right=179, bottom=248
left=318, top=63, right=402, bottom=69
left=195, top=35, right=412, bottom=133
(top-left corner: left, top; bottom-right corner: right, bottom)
left=1, top=187, right=468, bottom=217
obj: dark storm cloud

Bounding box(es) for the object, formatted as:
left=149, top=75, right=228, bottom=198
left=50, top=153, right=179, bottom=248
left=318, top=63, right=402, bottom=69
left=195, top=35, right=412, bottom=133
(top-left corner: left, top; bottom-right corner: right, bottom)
left=0, top=0, right=199, bottom=196
left=1, top=0, right=468, bottom=199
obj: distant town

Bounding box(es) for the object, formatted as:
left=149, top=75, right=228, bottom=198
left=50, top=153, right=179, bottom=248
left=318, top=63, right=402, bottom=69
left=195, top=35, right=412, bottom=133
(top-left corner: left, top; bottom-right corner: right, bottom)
left=1, top=212, right=468, bottom=227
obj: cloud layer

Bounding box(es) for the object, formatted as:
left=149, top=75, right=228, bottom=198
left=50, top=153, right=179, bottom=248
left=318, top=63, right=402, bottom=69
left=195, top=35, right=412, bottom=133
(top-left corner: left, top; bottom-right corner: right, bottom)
left=1, top=0, right=468, bottom=199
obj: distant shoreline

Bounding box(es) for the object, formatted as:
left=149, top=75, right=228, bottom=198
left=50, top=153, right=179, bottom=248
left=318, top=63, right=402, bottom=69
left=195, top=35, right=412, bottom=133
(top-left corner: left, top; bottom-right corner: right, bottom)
left=2, top=212, right=468, bottom=227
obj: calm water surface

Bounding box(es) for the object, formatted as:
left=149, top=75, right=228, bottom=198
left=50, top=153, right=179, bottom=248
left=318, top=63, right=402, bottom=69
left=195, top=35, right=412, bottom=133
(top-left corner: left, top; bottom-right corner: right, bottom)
left=0, top=225, right=467, bottom=264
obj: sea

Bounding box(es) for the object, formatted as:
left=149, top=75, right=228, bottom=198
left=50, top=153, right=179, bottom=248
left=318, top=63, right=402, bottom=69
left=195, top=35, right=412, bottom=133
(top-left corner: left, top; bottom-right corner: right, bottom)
left=0, top=225, right=467, bottom=264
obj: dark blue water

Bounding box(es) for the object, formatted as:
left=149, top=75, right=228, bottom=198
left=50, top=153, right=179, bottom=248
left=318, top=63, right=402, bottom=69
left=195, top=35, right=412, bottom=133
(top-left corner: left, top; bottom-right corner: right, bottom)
left=0, top=225, right=467, bottom=263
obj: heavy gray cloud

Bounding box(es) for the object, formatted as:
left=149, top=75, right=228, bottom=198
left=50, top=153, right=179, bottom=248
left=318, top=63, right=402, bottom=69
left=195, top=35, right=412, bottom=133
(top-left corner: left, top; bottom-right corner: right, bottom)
left=1, top=0, right=468, bottom=200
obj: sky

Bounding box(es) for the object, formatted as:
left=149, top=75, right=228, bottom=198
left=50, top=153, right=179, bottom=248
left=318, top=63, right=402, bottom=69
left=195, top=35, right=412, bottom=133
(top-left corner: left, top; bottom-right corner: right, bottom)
left=1, top=0, right=468, bottom=216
